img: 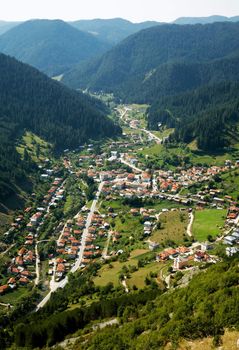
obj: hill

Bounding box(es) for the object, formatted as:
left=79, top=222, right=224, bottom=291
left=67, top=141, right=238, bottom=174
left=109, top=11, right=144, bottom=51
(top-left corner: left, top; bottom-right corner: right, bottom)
left=62, top=22, right=239, bottom=98
left=0, top=19, right=110, bottom=76
left=0, top=53, right=120, bottom=209
left=0, top=20, right=20, bottom=35
left=148, top=81, right=239, bottom=151
left=174, top=15, right=239, bottom=24
left=70, top=18, right=160, bottom=44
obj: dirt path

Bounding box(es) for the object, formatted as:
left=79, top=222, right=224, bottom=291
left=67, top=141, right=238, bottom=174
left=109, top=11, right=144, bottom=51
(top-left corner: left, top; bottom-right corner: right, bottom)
left=187, top=212, right=194, bottom=237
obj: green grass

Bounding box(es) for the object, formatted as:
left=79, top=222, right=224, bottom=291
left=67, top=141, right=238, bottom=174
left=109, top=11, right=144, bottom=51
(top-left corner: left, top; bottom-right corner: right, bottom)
left=0, top=286, right=30, bottom=306
left=16, top=131, right=52, bottom=163
left=0, top=212, right=12, bottom=235
left=127, top=262, right=162, bottom=289
left=64, top=195, right=73, bottom=214
left=152, top=128, right=174, bottom=139
left=151, top=210, right=188, bottom=245
left=94, top=249, right=165, bottom=289
left=220, top=168, right=239, bottom=200
left=192, top=209, right=227, bottom=241
left=140, top=143, right=164, bottom=157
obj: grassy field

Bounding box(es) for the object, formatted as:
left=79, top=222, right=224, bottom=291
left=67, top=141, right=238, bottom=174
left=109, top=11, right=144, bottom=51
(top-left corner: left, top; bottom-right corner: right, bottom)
left=220, top=168, right=239, bottom=200
left=0, top=212, right=12, bottom=235
left=151, top=210, right=188, bottom=245
left=0, top=286, right=30, bottom=306
left=16, top=131, right=52, bottom=163
left=152, top=128, right=174, bottom=139
left=126, top=262, right=162, bottom=289
left=192, top=209, right=227, bottom=241
left=94, top=249, right=164, bottom=289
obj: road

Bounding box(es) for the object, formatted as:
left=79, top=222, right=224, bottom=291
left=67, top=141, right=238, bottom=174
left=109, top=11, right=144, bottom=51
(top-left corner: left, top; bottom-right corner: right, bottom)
left=0, top=243, right=16, bottom=257
left=139, top=128, right=162, bottom=144
left=120, top=158, right=143, bottom=173
left=71, top=181, right=104, bottom=273
left=36, top=181, right=104, bottom=311
left=186, top=212, right=194, bottom=237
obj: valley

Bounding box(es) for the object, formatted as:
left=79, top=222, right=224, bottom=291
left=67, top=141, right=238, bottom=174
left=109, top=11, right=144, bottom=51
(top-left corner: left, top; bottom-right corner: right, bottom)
left=0, top=11, right=239, bottom=350
left=0, top=101, right=238, bottom=349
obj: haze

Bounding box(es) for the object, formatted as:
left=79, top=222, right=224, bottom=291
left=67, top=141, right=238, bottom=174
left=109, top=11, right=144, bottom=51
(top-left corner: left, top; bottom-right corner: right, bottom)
left=1, top=0, right=239, bottom=22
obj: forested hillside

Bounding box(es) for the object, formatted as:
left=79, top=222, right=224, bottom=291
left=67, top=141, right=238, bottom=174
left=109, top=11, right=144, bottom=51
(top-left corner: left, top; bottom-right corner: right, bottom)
left=2, top=256, right=237, bottom=349
left=70, top=18, right=160, bottom=44
left=0, top=19, right=110, bottom=76
left=148, top=81, right=239, bottom=151
left=62, top=22, right=239, bottom=95
left=0, top=53, right=120, bottom=207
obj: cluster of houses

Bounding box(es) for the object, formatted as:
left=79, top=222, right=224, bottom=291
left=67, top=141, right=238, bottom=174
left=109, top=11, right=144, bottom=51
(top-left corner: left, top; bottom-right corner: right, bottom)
left=156, top=242, right=216, bottom=270
left=0, top=247, right=36, bottom=295
left=156, top=165, right=231, bottom=194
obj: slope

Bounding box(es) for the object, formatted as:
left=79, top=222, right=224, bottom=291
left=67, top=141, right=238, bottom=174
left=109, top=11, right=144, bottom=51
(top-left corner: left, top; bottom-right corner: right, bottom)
left=148, top=81, right=239, bottom=151
left=0, top=53, right=120, bottom=208
left=0, top=19, right=110, bottom=76
left=62, top=22, right=239, bottom=97
left=174, top=15, right=239, bottom=24
left=70, top=18, right=160, bottom=44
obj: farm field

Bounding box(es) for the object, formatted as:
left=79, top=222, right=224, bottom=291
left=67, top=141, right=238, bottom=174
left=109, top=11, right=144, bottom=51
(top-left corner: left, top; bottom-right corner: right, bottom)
left=192, top=209, right=227, bottom=241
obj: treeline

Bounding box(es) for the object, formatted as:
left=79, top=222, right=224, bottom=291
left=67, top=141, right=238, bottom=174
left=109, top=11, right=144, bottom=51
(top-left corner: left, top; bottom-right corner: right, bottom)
left=14, top=284, right=160, bottom=348
left=148, top=81, right=239, bottom=151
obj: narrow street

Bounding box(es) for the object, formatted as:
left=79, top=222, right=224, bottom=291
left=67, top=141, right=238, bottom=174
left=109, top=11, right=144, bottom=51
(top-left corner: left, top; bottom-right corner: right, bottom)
left=36, top=181, right=104, bottom=310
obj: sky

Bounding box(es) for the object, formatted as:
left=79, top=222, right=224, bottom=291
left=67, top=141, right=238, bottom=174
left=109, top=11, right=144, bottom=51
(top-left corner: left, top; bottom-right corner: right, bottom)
left=1, top=0, right=239, bottom=22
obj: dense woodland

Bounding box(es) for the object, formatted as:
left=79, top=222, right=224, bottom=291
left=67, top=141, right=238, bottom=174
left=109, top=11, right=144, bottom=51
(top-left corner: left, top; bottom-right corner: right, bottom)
left=0, top=53, right=120, bottom=206
left=62, top=21, right=239, bottom=95
left=62, top=22, right=239, bottom=152
left=148, top=81, right=239, bottom=151
left=0, top=20, right=110, bottom=76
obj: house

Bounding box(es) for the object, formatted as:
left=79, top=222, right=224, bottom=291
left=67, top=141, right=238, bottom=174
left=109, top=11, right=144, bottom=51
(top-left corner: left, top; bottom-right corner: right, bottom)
left=200, top=242, right=213, bottom=252
left=7, top=278, right=17, bottom=289
left=19, top=277, right=29, bottom=285
left=0, top=285, right=9, bottom=294
left=149, top=241, right=159, bottom=251
left=226, top=247, right=238, bottom=256
left=173, top=256, right=189, bottom=270
left=224, top=235, right=237, bottom=245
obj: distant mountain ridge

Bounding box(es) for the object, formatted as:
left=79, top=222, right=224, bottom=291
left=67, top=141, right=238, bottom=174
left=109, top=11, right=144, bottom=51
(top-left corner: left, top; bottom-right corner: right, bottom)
left=0, top=19, right=110, bottom=76
left=69, top=18, right=161, bottom=44
left=173, top=15, right=239, bottom=25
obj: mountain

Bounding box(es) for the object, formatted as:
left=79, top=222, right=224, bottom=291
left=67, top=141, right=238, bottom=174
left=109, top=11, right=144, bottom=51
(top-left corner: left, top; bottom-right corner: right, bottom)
left=0, top=19, right=111, bottom=76
left=0, top=20, right=20, bottom=35
left=173, top=15, right=239, bottom=25
left=69, top=18, right=160, bottom=44
left=62, top=22, right=239, bottom=98
left=0, top=53, right=120, bottom=208
left=148, top=80, right=239, bottom=151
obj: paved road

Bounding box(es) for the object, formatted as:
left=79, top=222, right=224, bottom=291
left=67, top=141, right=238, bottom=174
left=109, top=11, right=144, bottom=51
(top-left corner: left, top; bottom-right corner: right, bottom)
left=36, top=181, right=104, bottom=311
left=71, top=181, right=104, bottom=273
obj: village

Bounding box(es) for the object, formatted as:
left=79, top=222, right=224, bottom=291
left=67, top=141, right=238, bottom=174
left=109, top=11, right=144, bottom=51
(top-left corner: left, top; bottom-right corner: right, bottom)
left=0, top=104, right=239, bottom=306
